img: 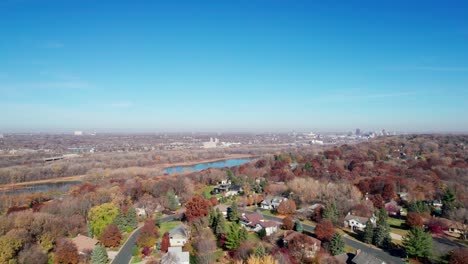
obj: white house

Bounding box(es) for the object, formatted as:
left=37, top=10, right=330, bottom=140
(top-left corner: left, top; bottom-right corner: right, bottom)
left=169, top=224, right=190, bottom=247
left=260, top=221, right=280, bottom=236
left=260, top=196, right=287, bottom=210
left=161, top=247, right=190, bottom=264
left=344, top=213, right=376, bottom=231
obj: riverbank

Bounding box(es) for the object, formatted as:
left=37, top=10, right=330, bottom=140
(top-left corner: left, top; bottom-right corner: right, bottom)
left=0, top=154, right=255, bottom=191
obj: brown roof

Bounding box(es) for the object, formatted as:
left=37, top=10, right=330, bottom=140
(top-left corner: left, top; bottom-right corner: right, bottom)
left=242, top=213, right=263, bottom=226
left=283, top=231, right=321, bottom=246
left=71, top=234, right=98, bottom=253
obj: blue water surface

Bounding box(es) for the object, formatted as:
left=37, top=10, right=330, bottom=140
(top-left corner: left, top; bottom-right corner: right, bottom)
left=164, top=158, right=252, bottom=174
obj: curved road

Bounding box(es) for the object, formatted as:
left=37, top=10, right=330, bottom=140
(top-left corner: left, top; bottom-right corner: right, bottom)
left=112, top=214, right=182, bottom=264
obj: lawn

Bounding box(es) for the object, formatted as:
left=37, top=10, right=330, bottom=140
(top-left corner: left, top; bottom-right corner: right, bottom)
left=387, top=217, right=408, bottom=237
left=199, top=186, right=214, bottom=198
left=344, top=244, right=356, bottom=253
left=159, top=221, right=183, bottom=236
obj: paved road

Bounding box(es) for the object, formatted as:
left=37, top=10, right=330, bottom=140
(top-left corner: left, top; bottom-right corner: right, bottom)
left=242, top=210, right=405, bottom=264
left=112, top=214, right=183, bottom=264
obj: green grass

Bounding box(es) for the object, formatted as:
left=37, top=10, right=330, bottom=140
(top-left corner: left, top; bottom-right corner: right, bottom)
left=159, top=221, right=183, bottom=237
left=345, top=244, right=356, bottom=253
left=131, top=256, right=142, bottom=263
left=387, top=217, right=408, bottom=237
left=247, top=232, right=261, bottom=242
left=199, top=186, right=214, bottom=198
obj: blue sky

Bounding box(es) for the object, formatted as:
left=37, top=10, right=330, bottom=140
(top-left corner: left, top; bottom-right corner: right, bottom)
left=1, top=0, right=467, bottom=133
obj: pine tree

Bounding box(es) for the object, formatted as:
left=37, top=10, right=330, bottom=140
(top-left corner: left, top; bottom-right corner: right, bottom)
left=228, top=202, right=240, bottom=222
left=91, top=245, right=108, bottom=264
left=329, top=233, right=345, bottom=256
left=402, top=227, right=432, bottom=259
left=254, top=244, right=266, bottom=257
left=113, top=209, right=127, bottom=232
left=167, top=190, right=179, bottom=211
left=442, top=188, right=456, bottom=217
left=239, top=226, right=248, bottom=242
left=323, top=203, right=339, bottom=225
left=215, top=211, right=227, bottom=236
left=362, top=222, right=374, bottom=244
left=294, top=220, right=303, bottom=233
left=373, top=210, right=391, bottom=249
left=225, top=224, right=240, bottom=250
left=126, top=207, right=138, bottom=230
left=208, top=207, right=217, bottom=227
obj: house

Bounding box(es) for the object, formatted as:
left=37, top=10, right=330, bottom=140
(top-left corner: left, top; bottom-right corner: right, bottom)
left=344, top=213, right=376, bottom=231
left=169, top=224, right=190, bottom=247
left=214, top=204, right=229, bottom=217
left=384, top=201, right=403, bottom=216
left=283, top=231, right=321, bottom=258
left=225, top=185, right=243, bottom=197
left=260, top=196, right=287, bottom=210
left=135, top=207, right=147, bottom=218
left=397, top=192, right=408, bottom=201
left=161, top=247, right=190, bottom=264
left=240, top=212, right=280, bottom=235
left=260, top=220, right=280, bottom=236
left=352, top=250, right=386, bottom=264
left=70, top=234, right=98, bottom=255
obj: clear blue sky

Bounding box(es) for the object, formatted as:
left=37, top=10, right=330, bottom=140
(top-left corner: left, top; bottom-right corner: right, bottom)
left=1, top=0, right=467, bottom=133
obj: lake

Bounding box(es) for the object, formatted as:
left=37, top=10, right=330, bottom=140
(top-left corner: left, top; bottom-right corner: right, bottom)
left=0, top=181, right=82, bottom=196
left=163, top=158, right=252, bottom=174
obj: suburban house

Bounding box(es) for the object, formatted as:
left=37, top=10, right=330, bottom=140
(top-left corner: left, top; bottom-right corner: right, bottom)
left=344, top=213, right=376, bottom=231
left=161, top=247, right=190, bottom=264
left=70, top=234, right=98, bottom=255
left=384, top=200, right=403, bottom=216
left=260, top=196, right=287, bottom=210
left=240, top=212, right=280, bottom=236
left=225, top=185, right=243, bottom=197
left=169, top=224, right=190, bottom=247
left=283, top=231, right=321, bottom=257
left=214, top=204, right=229, bottom=218
left=352, top=249, right=386, bottom=264
left=135, top=207, right=147, bottom=218
left=211, top=179, right=243, bottom=197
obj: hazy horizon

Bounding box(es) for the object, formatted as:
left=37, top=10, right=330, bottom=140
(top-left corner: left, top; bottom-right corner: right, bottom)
left=1, top=1, right=468, bottom=132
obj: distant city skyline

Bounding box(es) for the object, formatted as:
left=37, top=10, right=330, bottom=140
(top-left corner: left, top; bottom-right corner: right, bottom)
left=1, top=1, right=467, bottom=133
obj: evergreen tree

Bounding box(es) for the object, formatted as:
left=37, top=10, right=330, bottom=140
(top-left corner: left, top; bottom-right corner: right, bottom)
left=113, top=209, right=127, bottom=232
left=126, top=207, right=138, bottom=230
left=294, top=220, right=303, bottom=233
left=87, top=222, right=93, bottom=237
left=323, top=203, right=339, bottom=225
left=91, top=245, right=108, bottom=264
left=208, top=207, right=217, bottom=227
left=166, top=190, right=179, bottom=211
left=225, top=223, right=240, bottom=250
left=329, top=233, right=345, bottom=256
left=258, top=228, right=267, bottom=239
left=402, top=227, right=432, bottom=259
left=215, top=211, right=227, bottom=236
left=373, top=209, right=391, bottom=249
left=362, top=222, right=374, bottom=244
left=254, top=244, right=266, bottom=257
left=228, top=202, right=240, bottom=222
left=442, top=188, right=456, bottom=217
left=239, top=227, right=248, bottom=242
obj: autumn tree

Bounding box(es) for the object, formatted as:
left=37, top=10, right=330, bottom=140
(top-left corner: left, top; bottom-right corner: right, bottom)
left=88, top=203, right=119, bottom=237
left=382, top=183, right=395, bottom=201
left=406, top=212, right=423, bottom=228
left=18, top=245, right=48, bottom=264
left=0, top=234, right=22, bottom=263
left=185, top=195, right=211, bottom=222
left=100, top=224, right=122, bottom=248
left=288, top=233, right=319, bottom=263
left=54, top=238, right=79, bottom=264
left=91, top=245, right=108, bottom=264
left=315, top=219, right=335, bottom=241
left=449, top=248, right=468, bottom=264
left=137, top=219, right=159, bottom=248
left=161, top=232, right=170, bottom=253
left=192, top=228, right=217, bottom=263
left=282, top=216, right=294, bottom=230
left=402, top=227, right=432, bottom=260
left=277, top=200, right=297, bottom=215
left=246, top=255, right=278, bottom=264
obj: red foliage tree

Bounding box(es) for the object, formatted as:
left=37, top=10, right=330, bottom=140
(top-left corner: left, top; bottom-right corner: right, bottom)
left=209, top=196, right=219, bottom=206
left=142, top=246, right=151, bottom=257
left=288, top=233, right=320, bottom=263
left=449, top=248, right=468, bottom=264
left=160, top=232, right=170, bottom=253
left=185, top=195, right=211, bottom=222
left=382, top=183, right=395, bottom=201
left=282, top=216, right=294, bottom=230
left=54, top=238, right=79, bottom=264
left=137, top=219, right=159, bottom=248
left=100, top=224, right=122, bottom=248
left=315, top=219, right=335, bottom=241
left=371, top=194, right=385, bottom=209
left=277, top=200, right=297, bottom=215
left=406, top=213, right=423, bottom=228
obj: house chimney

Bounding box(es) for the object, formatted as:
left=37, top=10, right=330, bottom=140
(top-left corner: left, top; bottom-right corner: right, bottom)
left=356, top=249, right=361, bottom=256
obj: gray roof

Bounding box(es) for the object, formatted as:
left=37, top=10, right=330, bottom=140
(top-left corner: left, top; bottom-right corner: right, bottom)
left=169, top=224, right=189, bottom=239
left=162, top=247, right=190, bottom=264
left=352, top=251, right=386, bottom=264
left=344, top=214, right=370, bottom=224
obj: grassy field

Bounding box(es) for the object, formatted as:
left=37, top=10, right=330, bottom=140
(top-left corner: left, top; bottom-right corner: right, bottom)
left=159, top=221, right=183, bottom=236
left=388, top=217, right=408, bottom=237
